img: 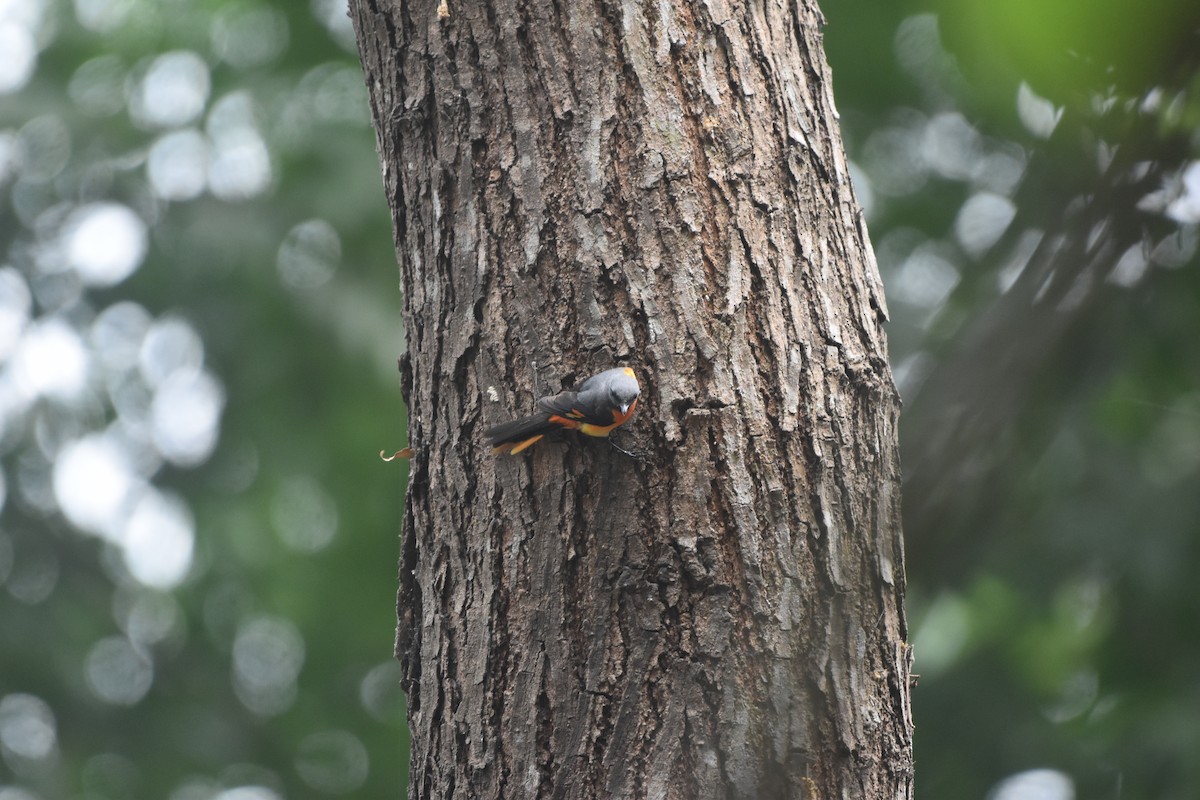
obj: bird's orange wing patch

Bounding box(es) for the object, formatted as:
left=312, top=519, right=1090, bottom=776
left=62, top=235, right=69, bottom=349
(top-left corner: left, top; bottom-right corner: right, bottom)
left=548, top=414, right=583, bottom=430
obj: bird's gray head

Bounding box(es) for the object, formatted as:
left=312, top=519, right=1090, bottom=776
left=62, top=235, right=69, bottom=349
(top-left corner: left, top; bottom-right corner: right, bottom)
left=607, top=369, right=641, bottom=415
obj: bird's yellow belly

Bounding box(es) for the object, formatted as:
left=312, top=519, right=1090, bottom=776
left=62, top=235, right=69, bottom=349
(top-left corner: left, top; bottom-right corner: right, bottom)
left=579, top=421, right=619, bottom=438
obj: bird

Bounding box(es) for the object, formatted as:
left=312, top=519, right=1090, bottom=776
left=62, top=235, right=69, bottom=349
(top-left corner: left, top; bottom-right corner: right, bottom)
left=486, top=367, right=641, bottom=455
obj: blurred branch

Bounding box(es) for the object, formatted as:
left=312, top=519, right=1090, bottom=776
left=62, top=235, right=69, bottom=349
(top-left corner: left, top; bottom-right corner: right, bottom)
left=902, top=69, right=1200, bottom=557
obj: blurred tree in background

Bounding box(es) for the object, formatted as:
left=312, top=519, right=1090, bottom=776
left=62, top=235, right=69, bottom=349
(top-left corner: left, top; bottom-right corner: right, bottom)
left=825, top=0, right=1200, bottom=798
left=0, top=0, right=1197, bottom=798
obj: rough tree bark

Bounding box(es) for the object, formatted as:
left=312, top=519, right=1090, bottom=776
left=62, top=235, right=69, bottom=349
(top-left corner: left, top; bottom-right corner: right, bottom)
left=350, top=0, right=912, bottom=797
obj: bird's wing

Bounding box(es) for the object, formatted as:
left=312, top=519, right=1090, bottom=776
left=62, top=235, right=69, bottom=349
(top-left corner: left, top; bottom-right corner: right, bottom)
left=537, top=389, right=584, bottom=417
left=537, top=388, right=612, bottom=425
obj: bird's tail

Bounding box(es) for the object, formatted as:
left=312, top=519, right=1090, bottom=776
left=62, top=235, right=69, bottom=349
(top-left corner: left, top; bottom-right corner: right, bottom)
left=485, top=412, right=556, bottom=455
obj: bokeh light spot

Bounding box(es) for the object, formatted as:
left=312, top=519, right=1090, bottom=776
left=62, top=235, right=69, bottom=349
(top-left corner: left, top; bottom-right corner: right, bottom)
left=139, top=316, right=204, bottom=387
left=212, top=4, right=289, bottom=68
left=0, top=693, right=57, bottom=761
left=148, top=129, right=209, bottom=201
left=955, top=192, right=1016, bottom=258
left=15, top=115, right=71, bottom=183
left=1166, top=160, right=1200, bottom=224
left=1108, top=243, right=1149, bottom=288
left=0, top=786, right=42, bottom=800
left=270, top=475, right=338, bottom=553
left=889, top=245, right=960, bottom=312
left=911, top=592, right=969, bottom=676
left=117, top=588, right=184, bottom=647
left=310, top=0, right=356, bottom=51
left=54, top=434, right=139, bottom=540
left=0, top=23, right=36, bottom=94
left=295, top=730, right=369, bottom=794
left=0, top=266, right=32, bottom=362
left=989, top=769, right=1074, bottom=800
left=85, top=636, right=154, bottom=705
left=69, top=55, right=127, bottom=117
left=0, top=131, right=16, bottom=184
left=65, top=202, right=148, bottom=287
left=91, top=301, right=153, bottom=373
left=132, top=51, right=211, bottom=129
left=893, top=14, right=960, bottom=101
left=301, top=63, right=371, bottom=125
left=213, top=788, right=282, bottom=800
left=12, top=318, right=90, bottom=401
left=1141, top=399, right=1200, bottom=487
left=1150, top=224, right=1198, bottom=268
left=121, top=490, right=195, bottom=590
left=151, top=369, right=224, bottom=466
left=4, top=541, right=59, bottom=605
left=233, top=616, right=305, bottom=717
left=277, top=219, right=340, bottom=290
left=359, top=660, right=405, bottom=723
left=974, top=146, right=1027, bottom=197
left=207, top=92, right=272, bottom=200
left=74, top=0, right=137, bottom=33
left=921, top=112, right=981, bottom=182
left=861, top=121, right=928, bottom=197
left=1017, top=82, right=1063, bottom=140
left=208, top=127, right=271, bottom=201
left=168, top=777, right=223, bottom=800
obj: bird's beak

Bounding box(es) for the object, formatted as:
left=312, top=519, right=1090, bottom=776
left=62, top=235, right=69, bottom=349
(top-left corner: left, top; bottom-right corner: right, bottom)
left=620, top=403, right=629, bottom=415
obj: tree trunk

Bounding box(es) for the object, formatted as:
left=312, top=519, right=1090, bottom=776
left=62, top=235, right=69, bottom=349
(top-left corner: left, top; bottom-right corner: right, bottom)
left=350, top=1, right=912, bottom=797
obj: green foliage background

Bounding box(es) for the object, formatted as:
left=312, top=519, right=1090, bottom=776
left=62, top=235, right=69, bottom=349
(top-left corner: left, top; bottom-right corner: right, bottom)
left=0, top=0, right=1197, bottom=797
